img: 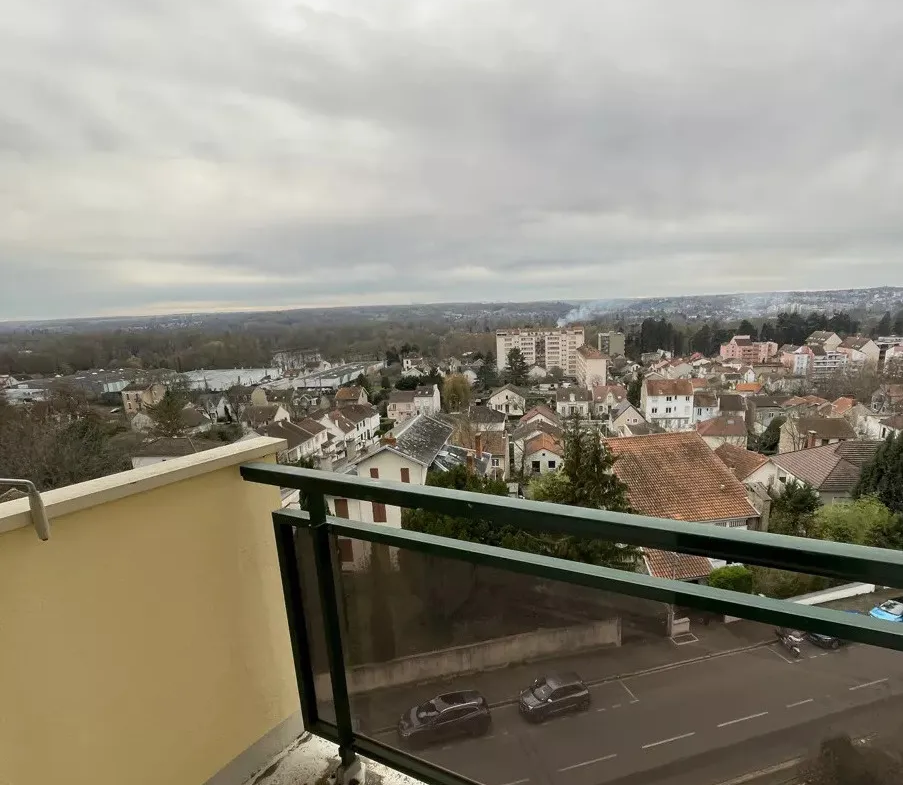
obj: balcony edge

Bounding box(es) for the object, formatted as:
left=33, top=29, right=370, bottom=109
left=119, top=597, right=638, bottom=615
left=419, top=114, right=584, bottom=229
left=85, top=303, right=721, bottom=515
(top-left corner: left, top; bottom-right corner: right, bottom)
left=0, top=436, right=287, bottom=536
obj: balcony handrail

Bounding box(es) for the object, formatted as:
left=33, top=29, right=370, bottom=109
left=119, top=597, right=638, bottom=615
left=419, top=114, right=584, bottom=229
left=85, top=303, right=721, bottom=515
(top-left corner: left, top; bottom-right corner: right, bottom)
left=242, top=461, right=903, bottom=785
left=240, top=462, right=903, bottom=587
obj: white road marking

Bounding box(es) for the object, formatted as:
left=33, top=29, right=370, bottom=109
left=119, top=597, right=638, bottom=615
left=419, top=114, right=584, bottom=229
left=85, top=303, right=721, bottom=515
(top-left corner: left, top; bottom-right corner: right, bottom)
left=765, top=645, right=799, bottom=665
left=498, top=779, right=530, bottom=785
left=786, top=698, right=814, bottom=708
left=808, top=654, right=819, bottom=659
left=819, top=652, right=829, bottom=656
left=850, top=678, right=889, bottom=691
left=718, top=711, right=769, bottom=728
left=611, top=703, right=621, bottom=709
left=619, top=680, right=639, bottom=703
left=558, top=753, right=618, bottom=772
left=642, top=732, right=696, bottom=749
left=596, top=707, right=606, bottom=712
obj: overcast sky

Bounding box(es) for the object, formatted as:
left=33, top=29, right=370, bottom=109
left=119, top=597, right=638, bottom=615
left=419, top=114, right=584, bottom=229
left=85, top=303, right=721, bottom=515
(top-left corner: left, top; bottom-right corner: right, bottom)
left=3, top=1, right=903, bottom=320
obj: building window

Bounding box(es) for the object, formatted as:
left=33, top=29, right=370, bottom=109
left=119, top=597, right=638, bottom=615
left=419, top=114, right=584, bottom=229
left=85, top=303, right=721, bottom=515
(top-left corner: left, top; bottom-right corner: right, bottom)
left=651, top=407, right=658, bottom=414
left=532, top=460, right=541, bottom=472
left=548, top=460, right=556, bottom=469
left=491, top=458, right=500, bottom=467
left=335, top=498, right=349, bottom=518
left=338, top=538, right=354, bottom=563
left=666, top=396, right=673, bottom=401
left=665, top=407, right=672, bottom=413
left=372, top=502, right=387, bottom=523
left=400, top=467, right=410, bottom=483
left=369, top=467, right=379, bottom=479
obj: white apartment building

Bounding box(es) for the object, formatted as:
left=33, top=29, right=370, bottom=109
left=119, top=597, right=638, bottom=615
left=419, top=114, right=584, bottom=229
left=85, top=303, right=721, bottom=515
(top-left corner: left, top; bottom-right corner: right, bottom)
left=810, top=346, right=848, bottom=379
left=640, top=379, right=695, bottom=431
left=496, top=326, right=585, bottom=377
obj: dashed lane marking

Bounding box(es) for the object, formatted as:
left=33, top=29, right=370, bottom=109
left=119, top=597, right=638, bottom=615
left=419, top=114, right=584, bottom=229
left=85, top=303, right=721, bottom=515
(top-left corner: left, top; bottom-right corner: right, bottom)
left=786, top=698, right=814, bottom=708
left=498, top=779, right=530, bottom=785
left=850, top=678, right=888, bottom=691
left=642, top=732, right=696, bottom=749
left=718, top=711, right=769, bottom=728
left=558, top=753, right=618, bottom=772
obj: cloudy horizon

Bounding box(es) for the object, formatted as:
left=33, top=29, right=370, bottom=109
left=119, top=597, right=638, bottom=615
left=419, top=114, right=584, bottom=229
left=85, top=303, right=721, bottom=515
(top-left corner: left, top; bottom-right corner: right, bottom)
left=3, top=1, right=903, bottom=320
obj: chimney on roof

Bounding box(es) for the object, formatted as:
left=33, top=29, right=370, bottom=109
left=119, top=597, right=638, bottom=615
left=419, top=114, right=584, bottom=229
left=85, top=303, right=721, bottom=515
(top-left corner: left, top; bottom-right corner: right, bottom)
left=475, top=432, right=483, bottom=456
left=720, top=483, right=726, bottom=491
left=466, top=452, right=475, bottom=474
left=806, top=429, right=817, bottom=449
left=381, top=435, right=397, bottom=447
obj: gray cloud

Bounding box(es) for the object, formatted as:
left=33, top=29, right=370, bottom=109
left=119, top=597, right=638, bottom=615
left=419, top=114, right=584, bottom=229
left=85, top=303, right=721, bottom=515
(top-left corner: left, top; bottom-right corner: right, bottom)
left=2, top=0, right=903, bottom=319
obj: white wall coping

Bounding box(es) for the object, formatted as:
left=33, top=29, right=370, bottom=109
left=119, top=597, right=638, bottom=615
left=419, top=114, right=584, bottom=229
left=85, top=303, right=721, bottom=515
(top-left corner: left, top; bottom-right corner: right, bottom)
left=0, top=436, right=287, bottom=536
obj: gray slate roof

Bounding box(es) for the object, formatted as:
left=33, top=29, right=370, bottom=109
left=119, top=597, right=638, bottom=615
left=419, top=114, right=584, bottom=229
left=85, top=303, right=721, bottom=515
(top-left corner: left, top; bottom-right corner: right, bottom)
left=468, top=405, right=507, bottom=423
left=393, top=414, right=454, bottom=466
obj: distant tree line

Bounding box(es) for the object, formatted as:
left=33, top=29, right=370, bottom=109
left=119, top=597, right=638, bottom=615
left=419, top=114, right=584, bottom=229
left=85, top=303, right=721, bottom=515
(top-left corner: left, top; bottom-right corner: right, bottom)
left=2, top=306, right=900, bottom=378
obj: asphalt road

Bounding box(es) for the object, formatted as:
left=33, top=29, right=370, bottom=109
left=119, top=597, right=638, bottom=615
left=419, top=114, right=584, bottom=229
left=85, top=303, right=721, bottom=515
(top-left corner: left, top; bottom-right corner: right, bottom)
left=369, top=637, right=903, bottom=785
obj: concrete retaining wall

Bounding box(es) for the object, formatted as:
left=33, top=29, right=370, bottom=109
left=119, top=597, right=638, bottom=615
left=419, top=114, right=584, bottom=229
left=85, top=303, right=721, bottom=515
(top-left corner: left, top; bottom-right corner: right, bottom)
left=319, top=618, right=621, bottom=696
left=790, top=582, right=876, bottom=606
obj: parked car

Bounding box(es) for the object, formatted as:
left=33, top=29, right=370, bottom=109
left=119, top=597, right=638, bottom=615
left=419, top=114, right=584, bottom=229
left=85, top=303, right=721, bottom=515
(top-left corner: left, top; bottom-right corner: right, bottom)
left=397, top=691, right=491, bottom=748
left=518, top=672, right=590, bottom=723
left=806, top=631, right=847, bottom=649
left=869, top=599, right=903, bottom=623
left=806, top=610, right=861, bottom=648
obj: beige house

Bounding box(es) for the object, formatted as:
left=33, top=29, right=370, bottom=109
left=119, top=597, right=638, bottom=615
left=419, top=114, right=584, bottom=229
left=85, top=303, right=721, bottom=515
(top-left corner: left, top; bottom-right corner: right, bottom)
left=695, top=415, right=748, bottom=450
left=806, top=331, right=843, bottom=352
left=611, top=400, right=645, bottom=434
left=837, top=336, right=880, bottom=368
left=555, top=387, right=592, bottom=418
left=524, top=432, right=564, bottom=475
left=575, top=345, right=608, bottom=389
left=386, top=390, right=417, bottom=422
left=713, top=443, right=778, bottom=488
left=120, top=382, right=166, bottom=416
left=778, top=415, right=857, bottom=454
left=487, top=384, right=527, bottom=416
left=592, top=384, right=627, bottom=419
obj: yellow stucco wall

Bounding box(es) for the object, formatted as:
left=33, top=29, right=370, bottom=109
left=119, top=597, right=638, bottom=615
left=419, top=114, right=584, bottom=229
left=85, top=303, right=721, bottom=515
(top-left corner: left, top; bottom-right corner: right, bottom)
left=0, top=452, right=296, bottom=785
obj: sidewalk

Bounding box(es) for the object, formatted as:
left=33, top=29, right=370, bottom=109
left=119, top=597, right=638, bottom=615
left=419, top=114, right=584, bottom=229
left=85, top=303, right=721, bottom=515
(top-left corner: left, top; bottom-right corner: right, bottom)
left=341, top=618, right=772, bottom=734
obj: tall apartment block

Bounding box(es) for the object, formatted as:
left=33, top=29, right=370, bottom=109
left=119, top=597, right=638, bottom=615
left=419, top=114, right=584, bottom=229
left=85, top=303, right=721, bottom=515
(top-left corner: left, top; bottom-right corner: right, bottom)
left=496, top=326, right=585, bottom=375
left=597, top=331, right=626, bottom=357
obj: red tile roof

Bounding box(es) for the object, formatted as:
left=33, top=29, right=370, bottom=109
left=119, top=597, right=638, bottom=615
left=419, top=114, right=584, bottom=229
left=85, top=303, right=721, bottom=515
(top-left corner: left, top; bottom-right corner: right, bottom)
left=735, top=382, right=764, bottom=393
left=592, top=384, right=627, bottom=402
left=644, top=379, right=694, bottom=397
left=604, top=432, right=757, bottom=522
left=713, top=443, right=769, bottom=480
left=696, top=416, right=747, bottom=438
left=831, top=396, right=856, bottom=415
left=522, top=405, right=559, bottom=424
left=644, top=549, right=713, bottom=581
left=525, top=432, right=564, bottom=456
left=335, top=386, right=364, bottom=402
left=772, top=441, right=880, bottom=492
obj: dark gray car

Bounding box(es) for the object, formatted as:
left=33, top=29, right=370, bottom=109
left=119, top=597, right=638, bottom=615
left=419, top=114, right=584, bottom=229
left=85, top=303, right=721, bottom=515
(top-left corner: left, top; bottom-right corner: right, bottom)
left=519, top=672, right=590, bottom=722
left=397, top=691, right=491, bottom=748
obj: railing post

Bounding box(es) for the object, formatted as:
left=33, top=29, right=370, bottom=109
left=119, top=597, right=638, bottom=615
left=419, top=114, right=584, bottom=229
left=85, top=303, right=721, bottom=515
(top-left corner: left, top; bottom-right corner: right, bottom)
left=308, top=491, right=356, bottom=768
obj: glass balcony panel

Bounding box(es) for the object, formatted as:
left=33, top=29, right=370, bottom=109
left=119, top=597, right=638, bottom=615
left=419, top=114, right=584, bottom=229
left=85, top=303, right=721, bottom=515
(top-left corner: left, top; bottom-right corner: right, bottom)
left=324, top=533, right=903, bottom=785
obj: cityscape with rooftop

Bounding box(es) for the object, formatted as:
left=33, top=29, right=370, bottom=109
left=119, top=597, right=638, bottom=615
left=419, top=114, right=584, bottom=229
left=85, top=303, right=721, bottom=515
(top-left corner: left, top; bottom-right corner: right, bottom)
left=4, top=3, right=903, bottom=785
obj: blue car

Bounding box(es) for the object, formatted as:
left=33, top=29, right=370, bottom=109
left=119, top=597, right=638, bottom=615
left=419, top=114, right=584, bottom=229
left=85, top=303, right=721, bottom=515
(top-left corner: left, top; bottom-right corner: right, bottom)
left=869, top=599, right=903, bottom=622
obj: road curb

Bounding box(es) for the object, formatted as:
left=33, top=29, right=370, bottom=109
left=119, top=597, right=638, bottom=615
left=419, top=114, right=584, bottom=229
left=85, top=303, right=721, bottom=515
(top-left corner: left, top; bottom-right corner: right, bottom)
left=712, top=758, right=800, bottom=785
left=577, top=638, right=773, bottom=693
left=370, top=637, right=772, bottom=736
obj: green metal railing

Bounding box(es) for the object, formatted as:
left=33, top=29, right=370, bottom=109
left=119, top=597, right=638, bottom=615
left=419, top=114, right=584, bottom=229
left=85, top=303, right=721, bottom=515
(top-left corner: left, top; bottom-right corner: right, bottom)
left=241, top=462, right=903, bottom=785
